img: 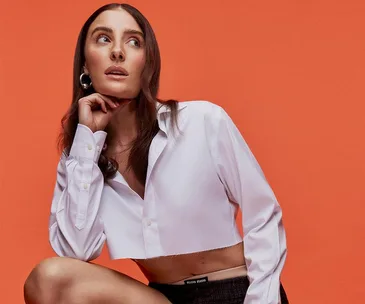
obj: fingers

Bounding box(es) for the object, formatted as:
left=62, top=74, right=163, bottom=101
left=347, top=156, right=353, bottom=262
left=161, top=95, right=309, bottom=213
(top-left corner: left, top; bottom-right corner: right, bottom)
left=79, top=93, right=119, bottom=113
left=98, top=94, right=119, bottom=110
left=96, top=96, right=108, bottom=113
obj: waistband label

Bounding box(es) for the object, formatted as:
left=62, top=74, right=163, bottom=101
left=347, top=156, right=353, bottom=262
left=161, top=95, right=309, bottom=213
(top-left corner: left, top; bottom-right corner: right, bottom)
left=184, top=276, right=209, bottom=285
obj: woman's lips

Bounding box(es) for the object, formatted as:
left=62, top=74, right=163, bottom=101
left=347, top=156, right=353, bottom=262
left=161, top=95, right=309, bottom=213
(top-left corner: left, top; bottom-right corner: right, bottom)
left=105, top=74, right=128, bottom=81
left=104, top=65, right=129, bottom=75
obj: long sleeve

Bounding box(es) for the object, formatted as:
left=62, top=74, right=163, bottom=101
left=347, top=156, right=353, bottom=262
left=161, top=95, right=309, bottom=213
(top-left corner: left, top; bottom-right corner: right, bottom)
left=49, top=124, right=107, bottom=261
left=208, top=106, right=287, bottom=304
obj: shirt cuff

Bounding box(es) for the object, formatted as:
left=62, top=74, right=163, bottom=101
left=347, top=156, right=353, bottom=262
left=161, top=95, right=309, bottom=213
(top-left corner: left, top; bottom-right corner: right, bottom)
left=69, top=124, right=107, bottom=163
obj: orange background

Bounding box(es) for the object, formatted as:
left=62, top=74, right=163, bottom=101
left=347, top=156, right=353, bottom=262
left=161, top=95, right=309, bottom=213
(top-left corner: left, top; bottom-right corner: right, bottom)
left=1, top=0, right=365, bottom=303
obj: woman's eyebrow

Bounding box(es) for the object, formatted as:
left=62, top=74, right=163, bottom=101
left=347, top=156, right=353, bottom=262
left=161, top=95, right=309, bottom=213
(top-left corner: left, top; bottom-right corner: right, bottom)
left=90, top=26, right=144, bottom=39
left=91, top=26, right=113, bottom=36
left=124, top=29, right=144, bottom=39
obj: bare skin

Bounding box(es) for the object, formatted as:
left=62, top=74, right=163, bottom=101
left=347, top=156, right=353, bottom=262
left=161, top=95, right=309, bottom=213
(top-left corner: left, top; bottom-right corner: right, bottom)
left=134, top=242, right=245, bottom=284
left=24, top=257, right=172, bottom=304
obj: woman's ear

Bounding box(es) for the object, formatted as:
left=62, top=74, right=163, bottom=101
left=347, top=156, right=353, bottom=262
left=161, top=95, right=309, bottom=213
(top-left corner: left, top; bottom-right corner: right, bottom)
left=83, top=65, right=89, bottom=75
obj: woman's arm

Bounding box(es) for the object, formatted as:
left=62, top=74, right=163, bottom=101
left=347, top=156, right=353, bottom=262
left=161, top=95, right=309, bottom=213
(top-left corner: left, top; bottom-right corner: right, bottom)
left=207, top=105, right=287, bottom=304
left=49, top=124, right=107, bottom=261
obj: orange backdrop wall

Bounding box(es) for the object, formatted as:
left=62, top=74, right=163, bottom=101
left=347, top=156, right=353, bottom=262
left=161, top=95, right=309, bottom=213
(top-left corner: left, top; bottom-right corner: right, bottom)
left=1, top=0, right=365, bottom=303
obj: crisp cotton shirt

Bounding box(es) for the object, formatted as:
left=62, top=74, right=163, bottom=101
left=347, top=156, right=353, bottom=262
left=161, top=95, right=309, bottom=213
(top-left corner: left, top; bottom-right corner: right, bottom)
left=49, top=100, right=287, bottom=304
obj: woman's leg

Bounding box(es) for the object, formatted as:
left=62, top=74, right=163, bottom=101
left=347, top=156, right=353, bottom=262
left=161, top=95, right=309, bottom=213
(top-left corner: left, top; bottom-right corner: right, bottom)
left=24, top=257, right=171, bottom=304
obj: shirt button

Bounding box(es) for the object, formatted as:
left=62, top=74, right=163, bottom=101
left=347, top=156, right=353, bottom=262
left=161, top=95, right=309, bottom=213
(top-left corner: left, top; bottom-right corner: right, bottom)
left=87, top=144, right=93, bottom=150
left=145, top=219, right=152, bottom=227
left=83, top=183, right=89, bottom=190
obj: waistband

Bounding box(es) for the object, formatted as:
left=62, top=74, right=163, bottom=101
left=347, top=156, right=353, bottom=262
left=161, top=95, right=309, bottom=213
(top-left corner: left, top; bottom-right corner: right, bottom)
left=170, top=265, right=247, bottom=285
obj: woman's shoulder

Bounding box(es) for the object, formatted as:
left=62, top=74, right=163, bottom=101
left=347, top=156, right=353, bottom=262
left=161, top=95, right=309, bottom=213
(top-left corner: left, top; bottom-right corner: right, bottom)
left=158, top=100, right=229, bottom=129
left=179, top=100, right=237, bottom=134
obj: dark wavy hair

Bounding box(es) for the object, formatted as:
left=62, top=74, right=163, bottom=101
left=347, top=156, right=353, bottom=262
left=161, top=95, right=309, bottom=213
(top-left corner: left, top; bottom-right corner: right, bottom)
left=57, top=3, right=178, bottom=184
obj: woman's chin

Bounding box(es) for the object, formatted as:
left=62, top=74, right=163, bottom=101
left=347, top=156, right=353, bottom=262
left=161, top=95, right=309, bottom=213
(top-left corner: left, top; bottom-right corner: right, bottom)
left=95, top=88, right=133, bottom=100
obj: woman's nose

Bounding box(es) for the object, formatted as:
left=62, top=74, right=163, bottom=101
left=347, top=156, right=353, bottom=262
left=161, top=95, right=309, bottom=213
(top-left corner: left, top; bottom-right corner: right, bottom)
left=110, top=48, right=125, bottom=61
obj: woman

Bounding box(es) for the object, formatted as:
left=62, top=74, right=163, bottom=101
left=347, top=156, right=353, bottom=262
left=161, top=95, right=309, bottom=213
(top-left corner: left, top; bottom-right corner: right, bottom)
left=24, top=3, right=289, bottom=304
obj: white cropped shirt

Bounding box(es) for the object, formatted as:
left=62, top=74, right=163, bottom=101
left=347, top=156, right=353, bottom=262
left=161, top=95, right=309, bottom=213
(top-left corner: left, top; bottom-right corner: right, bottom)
left=49, top=100, right=287, bottom=304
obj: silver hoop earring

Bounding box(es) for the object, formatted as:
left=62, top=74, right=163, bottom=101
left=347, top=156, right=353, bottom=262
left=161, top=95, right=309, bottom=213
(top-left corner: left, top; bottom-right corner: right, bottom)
left=80, top=73, right=92, bottom=90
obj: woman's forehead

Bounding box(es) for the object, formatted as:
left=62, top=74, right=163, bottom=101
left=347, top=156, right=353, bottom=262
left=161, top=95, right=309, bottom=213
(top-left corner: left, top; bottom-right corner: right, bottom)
left=90, top=9, right=141, bottom=33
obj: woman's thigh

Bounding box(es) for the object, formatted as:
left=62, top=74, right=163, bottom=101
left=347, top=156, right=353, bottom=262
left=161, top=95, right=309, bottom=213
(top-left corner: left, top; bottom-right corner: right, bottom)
left=25, top=257, right=171, bottom=304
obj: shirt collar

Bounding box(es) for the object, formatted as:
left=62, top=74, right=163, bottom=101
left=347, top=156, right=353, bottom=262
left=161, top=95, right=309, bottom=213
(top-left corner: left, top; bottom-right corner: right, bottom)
left=156, top=101, right=187, bottom=116
left=156, top=102, right=187, bottom=134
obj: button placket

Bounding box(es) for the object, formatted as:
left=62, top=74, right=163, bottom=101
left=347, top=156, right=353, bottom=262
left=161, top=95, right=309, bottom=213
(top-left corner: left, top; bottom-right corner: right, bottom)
left=144, top=218, right=152, bottom=227
left=143, top=183, right=163, bottom=258
left=76, top=158, right=92, bottom=229
left=84, top=141, right=96, bottom=161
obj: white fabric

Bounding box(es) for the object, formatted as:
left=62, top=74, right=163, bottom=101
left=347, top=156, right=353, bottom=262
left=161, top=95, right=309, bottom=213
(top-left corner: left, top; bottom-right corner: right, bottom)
left=49, top=100, right=287, bottom=303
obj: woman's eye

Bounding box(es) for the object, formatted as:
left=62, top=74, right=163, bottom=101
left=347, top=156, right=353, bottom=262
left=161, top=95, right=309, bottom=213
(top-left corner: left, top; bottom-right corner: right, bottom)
left=97, top=35, right=110, bottom=43
left=128, top=38, right=140, bottom=47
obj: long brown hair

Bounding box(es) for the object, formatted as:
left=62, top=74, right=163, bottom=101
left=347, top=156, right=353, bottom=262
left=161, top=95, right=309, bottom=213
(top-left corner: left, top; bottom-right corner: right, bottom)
left=58, top=3, right=179, bottom=183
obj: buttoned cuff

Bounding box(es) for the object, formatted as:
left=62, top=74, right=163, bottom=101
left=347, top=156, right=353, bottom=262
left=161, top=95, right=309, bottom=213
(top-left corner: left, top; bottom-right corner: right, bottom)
left=69, top=124, right=107, bottom=163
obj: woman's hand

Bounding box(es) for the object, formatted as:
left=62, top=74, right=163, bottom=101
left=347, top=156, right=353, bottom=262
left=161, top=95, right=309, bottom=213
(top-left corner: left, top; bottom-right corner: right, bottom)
left=78, top=93, right=121, bottom=132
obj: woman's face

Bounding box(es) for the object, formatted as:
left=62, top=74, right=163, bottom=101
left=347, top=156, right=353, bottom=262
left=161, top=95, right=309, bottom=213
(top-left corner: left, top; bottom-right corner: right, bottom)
left=84, top=9, right=146, bottom=99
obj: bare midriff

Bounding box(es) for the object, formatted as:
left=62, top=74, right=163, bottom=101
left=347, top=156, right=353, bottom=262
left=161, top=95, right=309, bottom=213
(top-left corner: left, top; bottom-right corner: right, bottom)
left=133, top=241, right=246, bottom=284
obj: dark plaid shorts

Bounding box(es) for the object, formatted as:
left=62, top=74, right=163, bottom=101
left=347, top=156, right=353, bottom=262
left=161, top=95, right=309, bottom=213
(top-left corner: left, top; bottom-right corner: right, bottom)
left=149, top=276, right=289, bottom=304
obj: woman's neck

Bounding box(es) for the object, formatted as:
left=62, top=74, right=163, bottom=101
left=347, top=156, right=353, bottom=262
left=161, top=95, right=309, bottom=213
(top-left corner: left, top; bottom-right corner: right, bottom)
left=106, top=99, right=138, bottom=147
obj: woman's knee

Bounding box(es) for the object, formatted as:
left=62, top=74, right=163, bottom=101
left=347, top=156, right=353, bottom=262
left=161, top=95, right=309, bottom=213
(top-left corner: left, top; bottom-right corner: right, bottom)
left=24, top=257, right=75, bottom=303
